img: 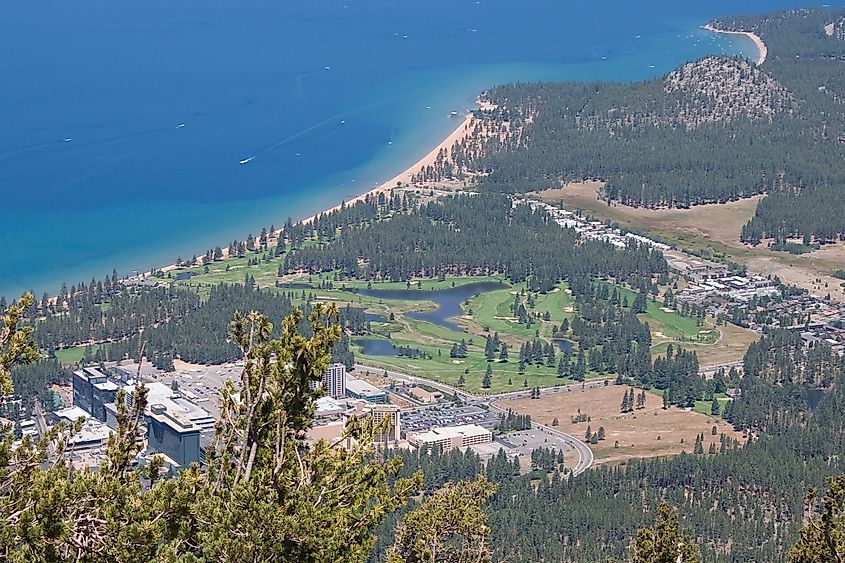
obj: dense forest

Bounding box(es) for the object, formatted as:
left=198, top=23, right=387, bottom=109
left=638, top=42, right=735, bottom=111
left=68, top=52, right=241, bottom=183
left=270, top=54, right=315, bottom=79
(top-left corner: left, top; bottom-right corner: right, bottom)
left=282, top=193, right=667, bottom=293
left=23, top=277, right=363, bottom=374
left=431, top=7, right=845, bottom=244
left=365, top=330, right=845, bottom=562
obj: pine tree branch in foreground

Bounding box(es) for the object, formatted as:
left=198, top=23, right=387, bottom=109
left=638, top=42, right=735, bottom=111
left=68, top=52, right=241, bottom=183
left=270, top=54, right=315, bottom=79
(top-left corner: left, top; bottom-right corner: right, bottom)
left=788, top=475, right=845, bottom=563
left=387, top=477, right=497, bottom=563
left=0, top=302, right=423, bottom=562
left=632, top=502, right=700, bottom=563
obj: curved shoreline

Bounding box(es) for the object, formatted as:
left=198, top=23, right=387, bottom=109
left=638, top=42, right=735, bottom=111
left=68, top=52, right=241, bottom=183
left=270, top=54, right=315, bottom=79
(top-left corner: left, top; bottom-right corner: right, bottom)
left=138, top=21, right=769, bottom=284
left=702, top=23, right=767, bottom=66
left=300, top=109, right=477, bottom=226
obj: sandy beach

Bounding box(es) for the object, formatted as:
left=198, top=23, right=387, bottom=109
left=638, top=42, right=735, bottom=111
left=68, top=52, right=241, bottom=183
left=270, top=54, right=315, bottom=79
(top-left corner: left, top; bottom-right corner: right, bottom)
left=703, top=24, right=767, bottom=66
left=299, top=110, right=478, bottom=225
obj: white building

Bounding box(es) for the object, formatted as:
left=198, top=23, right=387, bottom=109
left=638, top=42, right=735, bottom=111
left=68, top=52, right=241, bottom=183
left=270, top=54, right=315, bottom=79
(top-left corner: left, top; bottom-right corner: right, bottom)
left=312, top=363, right=347, bottom=399
left=345, top=377, right=387, bottom=403
left=407, top=424, right=492, bottom=450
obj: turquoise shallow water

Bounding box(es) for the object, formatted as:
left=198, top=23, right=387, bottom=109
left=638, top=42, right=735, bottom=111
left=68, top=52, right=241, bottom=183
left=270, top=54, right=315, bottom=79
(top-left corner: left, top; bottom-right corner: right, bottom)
left=0, top=0, right=837, bottom=298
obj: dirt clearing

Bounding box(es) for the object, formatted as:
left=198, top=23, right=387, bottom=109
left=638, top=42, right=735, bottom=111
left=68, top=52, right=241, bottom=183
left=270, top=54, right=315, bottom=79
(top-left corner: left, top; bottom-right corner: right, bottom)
left=496, top=384, right=742, bottom=466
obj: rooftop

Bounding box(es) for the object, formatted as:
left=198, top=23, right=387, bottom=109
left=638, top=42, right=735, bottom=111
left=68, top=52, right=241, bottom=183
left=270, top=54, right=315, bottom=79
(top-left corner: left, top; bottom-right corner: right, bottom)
left=410, top=424, right=490, bottom=441
left=147, top=403, right=201, bottom=434
left=345, top=378, right=385, bottom=396
left=54, top=405, right=89, bottom=422
left=125, top=382, right=215, bottom=430
left=93, top=380, right=119, bottom=392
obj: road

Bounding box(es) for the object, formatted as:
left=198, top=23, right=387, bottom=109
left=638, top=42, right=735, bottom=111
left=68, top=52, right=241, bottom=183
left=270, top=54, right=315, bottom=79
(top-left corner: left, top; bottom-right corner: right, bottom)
left=699, top=361, right=743, bottom=379
left=356, top=363, right=597, bottom=475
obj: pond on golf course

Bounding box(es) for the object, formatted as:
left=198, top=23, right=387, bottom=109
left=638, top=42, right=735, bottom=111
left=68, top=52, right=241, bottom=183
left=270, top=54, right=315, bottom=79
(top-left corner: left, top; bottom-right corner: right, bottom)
left=347, top=281, right=508, bottom=332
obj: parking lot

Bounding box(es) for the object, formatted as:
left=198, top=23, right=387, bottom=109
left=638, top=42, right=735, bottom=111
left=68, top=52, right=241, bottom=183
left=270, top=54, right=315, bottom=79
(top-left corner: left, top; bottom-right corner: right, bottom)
left=494, top=429, right=577, bottom=473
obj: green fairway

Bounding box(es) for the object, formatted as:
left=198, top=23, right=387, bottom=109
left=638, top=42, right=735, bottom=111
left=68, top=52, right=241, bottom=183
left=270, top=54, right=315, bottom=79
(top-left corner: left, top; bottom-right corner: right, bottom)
left=595, top=282, right=717, bottom=345
left=693, top=395, right=731, bottom=417
left=173, top=263, right=733, bottom=389
left=54, top=345, right=97, bottom=366
left=403, top=317, right=469, bottom=342
left=354, top=336, right=583, bottom=394
left=466, top=283, right=575, bottom=341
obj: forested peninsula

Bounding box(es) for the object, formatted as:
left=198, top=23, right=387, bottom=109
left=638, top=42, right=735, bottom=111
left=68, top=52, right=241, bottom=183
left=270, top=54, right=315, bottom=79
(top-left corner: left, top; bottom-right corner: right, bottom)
left=429, top=8, right=845, bottom=245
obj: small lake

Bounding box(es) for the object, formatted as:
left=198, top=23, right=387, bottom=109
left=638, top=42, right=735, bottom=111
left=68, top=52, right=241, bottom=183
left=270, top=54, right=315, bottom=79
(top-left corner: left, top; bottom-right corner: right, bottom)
left=347, top=281, right=508, bottom=332
left=353, top=337, right=398, bottom=357
left=365, top=313, right=387, bottom=323
left=556, top=340, right=574, bottom=353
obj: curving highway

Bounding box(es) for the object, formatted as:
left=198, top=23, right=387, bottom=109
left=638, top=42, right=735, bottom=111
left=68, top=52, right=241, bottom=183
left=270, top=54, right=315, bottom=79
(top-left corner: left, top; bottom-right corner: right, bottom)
left=356, top=362, right=596, bottom=475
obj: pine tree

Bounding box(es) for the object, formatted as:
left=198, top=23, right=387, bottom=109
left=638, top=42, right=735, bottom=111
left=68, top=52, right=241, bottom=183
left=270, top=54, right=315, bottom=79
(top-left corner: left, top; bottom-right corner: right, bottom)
left=710, top=397, right=721, bottom=416
left=788, top=475, right=845, bottom=563
left=557, top=356, right=568, bottom=378
left=637, top=389, right=647, bottom=409
left=573, top=350, right=586, bottom=381
left=485, top=335, right=496, bottom=361
left=387, top=478, right=496, bottom=563
left=1, top=303, right=431, bottom=561
left=633, top=503, right=700, bottom=562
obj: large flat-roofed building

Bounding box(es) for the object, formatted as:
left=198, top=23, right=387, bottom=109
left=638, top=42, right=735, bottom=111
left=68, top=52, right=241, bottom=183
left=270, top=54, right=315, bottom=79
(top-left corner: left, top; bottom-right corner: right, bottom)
left=72, top=367, right=118, bottom=422
left=407, top=424, right=492, bottom=451
left=315, top=396, right=347, bottom=419
left=145, top=403, right=201, bottom=469
left=409, top=387, right=442, bottom=404
left=114, top=382, right=216, bottom=432
left=345, top=377, right=387, bottom=403
left=108, top=381, right=216, bottom=466
left=53, top=406, right=112, bottom=467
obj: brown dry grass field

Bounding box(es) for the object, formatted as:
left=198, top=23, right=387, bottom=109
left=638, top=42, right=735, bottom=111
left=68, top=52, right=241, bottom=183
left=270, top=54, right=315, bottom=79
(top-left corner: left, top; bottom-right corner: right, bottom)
left=653, top=322, right=760, bottom=367
left=496, top=385, right=743, bottom=466
left=537, top=182, right=845, bottom=302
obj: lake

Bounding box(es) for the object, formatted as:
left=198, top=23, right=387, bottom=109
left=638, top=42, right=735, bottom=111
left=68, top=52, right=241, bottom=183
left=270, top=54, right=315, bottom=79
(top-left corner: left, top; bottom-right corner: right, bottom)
left=1, top=0, right=832, bottom=298
left=353, top=337, right=398, bottom=357
left=556, top=340, right=574, bottom=353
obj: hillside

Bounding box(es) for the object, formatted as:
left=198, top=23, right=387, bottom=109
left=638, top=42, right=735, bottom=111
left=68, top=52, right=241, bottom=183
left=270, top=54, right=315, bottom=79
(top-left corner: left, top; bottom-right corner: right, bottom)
left=433, top=7, right=845, bottom=245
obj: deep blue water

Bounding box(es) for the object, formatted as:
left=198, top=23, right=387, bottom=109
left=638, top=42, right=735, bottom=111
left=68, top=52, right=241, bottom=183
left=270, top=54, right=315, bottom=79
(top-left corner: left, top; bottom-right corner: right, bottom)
left=0, top=0, right=833, bottom=298
left=556, top=340, right=574, bottom=353
left=353, top=337, right=398, bottom=357
left=351, top=282, right=508, bottom=331
left=365, top=312, right=387, bottom=323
